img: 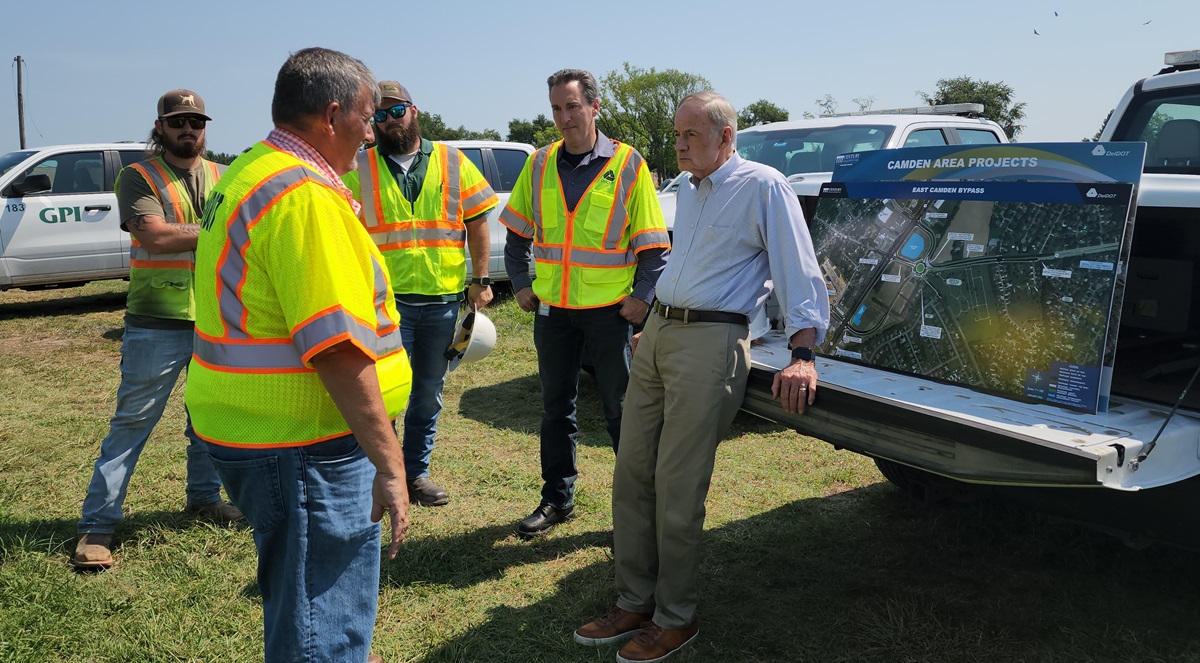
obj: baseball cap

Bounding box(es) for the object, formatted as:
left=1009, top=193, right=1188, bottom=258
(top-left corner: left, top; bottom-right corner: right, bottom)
left=377, top=81, right=413, bottom=107
left=157, top=89, right=212, bottom=120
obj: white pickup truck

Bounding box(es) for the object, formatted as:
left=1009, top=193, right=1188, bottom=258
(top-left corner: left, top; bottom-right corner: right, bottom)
left=0, top=143, right=146, bottom=290
left=741, top=51, right=1200, bottom=548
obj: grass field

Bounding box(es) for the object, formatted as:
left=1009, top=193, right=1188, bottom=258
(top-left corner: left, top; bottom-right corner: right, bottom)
left=2, top=281, right=1199, bottom=662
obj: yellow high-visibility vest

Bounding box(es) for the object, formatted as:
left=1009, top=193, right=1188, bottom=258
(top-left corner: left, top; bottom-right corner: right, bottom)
left=186, top=141, right=411, bottom=447
left=499, top=140, right=670, bottom=308
left=343, top=143, right=497, bottom=296
left=118, top=156, right=222, bottom=320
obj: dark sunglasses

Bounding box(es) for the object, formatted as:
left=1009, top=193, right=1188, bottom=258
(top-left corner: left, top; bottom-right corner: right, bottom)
left=163, top=117, right=207, bottom=130
left=373, top=104, right=410, bottom=123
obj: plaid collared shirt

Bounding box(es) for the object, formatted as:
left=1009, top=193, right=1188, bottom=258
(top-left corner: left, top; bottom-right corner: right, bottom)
left=264, top=128, right=362, bottom=216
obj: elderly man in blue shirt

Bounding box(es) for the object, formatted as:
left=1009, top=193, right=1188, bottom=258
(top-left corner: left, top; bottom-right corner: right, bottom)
left=574, top=90, right=831, bottom=662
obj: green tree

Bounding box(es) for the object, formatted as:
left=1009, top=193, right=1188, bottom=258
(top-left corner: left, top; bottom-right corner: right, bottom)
left=918, top=77, right=1027, bottom=139
left=418, top=111, right=501, bottom=141
left=596, top=62, right=712, bottom=178
left=205, top=151, right=239, bottom=165
left=532, top=124, right=562, bottom=147
left=738, top=99, right=789, bottom=129
left=507, top=114, right=556, bottom=145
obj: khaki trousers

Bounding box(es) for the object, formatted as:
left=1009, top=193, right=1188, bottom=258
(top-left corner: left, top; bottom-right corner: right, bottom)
left=612, top=311, right=750, bottom=628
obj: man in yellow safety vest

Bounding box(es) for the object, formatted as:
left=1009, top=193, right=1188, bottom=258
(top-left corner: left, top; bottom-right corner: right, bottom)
left=501, top=68, right=670, bottom=538
left=73, top=88, right=242, bottom=571
left=185, top=48, right=411, bottom=663
left=343, top=80, right=498, bottom=507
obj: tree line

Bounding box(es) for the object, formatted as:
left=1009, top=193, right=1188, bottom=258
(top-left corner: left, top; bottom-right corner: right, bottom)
left=210, top=67, right=1035, bottom=176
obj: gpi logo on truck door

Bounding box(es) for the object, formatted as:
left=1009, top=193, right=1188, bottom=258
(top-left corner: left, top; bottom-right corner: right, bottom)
left=39, top=206, right=106, bottom=223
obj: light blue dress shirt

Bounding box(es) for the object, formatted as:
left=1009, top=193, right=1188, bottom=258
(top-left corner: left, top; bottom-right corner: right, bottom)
left=657, top=153, right=830, bottom=343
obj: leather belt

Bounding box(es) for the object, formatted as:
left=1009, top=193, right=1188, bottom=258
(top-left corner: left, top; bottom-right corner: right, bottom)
left=397, top=292, right=466, bottom=304
left=653, top=300, right=748, bottom=325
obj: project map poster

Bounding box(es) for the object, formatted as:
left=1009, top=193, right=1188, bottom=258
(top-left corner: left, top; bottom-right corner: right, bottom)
left=812, top=142, right=1145, bottom=413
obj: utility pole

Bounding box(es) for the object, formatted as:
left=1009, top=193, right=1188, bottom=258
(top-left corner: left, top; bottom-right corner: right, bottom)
left=15, top=55, right=27, bottom=149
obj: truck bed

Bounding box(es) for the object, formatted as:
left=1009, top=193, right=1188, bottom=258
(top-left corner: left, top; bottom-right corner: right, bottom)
left=745, top=331, right=1200, bottom=491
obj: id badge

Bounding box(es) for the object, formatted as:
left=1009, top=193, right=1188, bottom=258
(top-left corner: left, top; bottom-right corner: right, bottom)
left=538, top=302, right=550, bottom=317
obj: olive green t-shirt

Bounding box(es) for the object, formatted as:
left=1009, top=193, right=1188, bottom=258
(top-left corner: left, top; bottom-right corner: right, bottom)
left=115, top=158, right=210, bottom=330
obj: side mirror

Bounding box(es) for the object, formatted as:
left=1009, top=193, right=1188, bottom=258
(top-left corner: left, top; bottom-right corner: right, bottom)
left=11, top=173, right=52, bottom=196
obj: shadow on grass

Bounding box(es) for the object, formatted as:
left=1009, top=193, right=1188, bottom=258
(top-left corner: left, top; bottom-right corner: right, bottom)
left=0, top=508, right=250, bottom=561
left=412, top=484, right=1200, bottom=663
left=0, top=289, right=127, bottom=320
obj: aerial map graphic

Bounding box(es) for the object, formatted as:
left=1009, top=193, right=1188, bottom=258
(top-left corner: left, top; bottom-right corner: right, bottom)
left=813, top=143, right=1145, bottom=413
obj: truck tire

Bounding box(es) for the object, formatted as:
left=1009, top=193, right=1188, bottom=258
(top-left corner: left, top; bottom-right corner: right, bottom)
left=872, top=457, right=965, bottom=504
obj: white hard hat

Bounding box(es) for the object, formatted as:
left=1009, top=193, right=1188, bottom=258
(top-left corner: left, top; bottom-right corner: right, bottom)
left=749, top=306, right=770, bottom=342
left=444, top=306, right=496, bottom=371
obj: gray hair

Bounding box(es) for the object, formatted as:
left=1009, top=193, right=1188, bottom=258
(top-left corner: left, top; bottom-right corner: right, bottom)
left=680, top=91, right=738, bottom=150
left=272, top=47, right=379, bottom=126
left=546, top=69, right=600, bottom=104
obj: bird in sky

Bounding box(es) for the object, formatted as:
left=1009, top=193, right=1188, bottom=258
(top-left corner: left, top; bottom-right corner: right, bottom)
left=1034, top=29, right=1040, bottom=35
left=1143, top=19, right=1152, bottom=25
left=1054, top=11, right=1059, bottom=16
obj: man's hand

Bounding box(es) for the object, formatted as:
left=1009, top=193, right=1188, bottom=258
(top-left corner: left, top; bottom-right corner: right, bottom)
left=631, top=331, right=642, bottom=355
left=515, top=286, right=539, bottom=312
left=467, top=284, right=493, bottom=310
left=771, top=359, right=817, bottom=415
left=371, top=471, right=410, bottom=559
left=619, top=296, right=650, bottom=324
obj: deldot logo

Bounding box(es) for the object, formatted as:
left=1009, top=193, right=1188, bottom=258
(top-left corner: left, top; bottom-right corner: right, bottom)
left=1086, top=188, right=1098, bottom=197
left=1091, top=143, right=1133, bottom=157
left=1085, top=187, right=1119, bottom=200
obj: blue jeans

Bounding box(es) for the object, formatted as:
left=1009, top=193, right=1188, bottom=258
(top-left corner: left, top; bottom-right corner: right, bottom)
left=395, top=300, right=460, bottom=479
left=533, top=304, right=632, bottom=508
left=206, top=435, right=381, bottom=663
left=78, top=324, right=223, bottom=534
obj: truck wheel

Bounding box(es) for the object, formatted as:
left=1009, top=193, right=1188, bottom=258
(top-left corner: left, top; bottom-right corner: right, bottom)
left=872, top=457, right=963, bottom=504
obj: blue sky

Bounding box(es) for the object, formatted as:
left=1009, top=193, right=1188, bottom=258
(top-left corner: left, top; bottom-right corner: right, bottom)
left=2, top=0, right=1195, bottom=156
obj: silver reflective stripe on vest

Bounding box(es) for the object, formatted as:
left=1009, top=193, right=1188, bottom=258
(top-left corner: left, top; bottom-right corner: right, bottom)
left=372, top=256, right=396, bottom=333
left=602, top=149, right=644, bottom=250
left=631, top=229, right=671, bottom=251
left=292, top=307, right=404, bottom=360
left=531, top=245, right=634, bottom=267
left=442, top=144, right=461, bottom=225
left=529, top=146, right=552, bottom=243
left=193, top=337, right=306, bottom=370
left=217, top=166, right=329, bottom=339
left=357, top=150, right=380, bottom=228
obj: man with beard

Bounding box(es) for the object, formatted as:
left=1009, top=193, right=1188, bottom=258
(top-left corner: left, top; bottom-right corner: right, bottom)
left=343, top=80, right=497, bottom=507
left=73, top=89, right=242, bottom=571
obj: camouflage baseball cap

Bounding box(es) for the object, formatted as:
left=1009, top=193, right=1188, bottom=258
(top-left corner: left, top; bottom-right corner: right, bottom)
left=157, top=89, right=212, bottom=120
left=377, top=81, right=413, bottom=107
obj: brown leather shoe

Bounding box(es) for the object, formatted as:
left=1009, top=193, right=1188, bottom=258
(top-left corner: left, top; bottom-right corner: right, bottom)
left=185, top=500, right=245, bottom=523
left=574, top=606, right=653, bottom=646
left=72, top=533, right=114, bottom=570
left=616, top=621, right=699, bottom=662
left=407, top=476, right=450, bottom=506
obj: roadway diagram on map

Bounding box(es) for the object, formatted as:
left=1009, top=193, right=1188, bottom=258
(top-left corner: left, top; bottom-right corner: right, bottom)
left=812, top=143, right=1144, bottom=412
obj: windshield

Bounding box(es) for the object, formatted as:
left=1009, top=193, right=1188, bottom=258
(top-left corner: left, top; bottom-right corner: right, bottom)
left=0, top=150, right=36, bottom=179
left=1111, top=88, right=1200, bottom=174
left=737, top=125, right=894, bottom=176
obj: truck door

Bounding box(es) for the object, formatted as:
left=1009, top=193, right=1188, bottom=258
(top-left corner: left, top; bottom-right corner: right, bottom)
left=0, top=149, right=122, bottom=284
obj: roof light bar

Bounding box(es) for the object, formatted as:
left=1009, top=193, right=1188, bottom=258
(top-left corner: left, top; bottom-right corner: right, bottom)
left=830, top=103, right=985, bottom=118
left=1164, top=50, right=1200, bottom=67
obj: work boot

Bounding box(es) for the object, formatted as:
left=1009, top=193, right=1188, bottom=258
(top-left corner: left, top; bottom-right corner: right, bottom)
left=185, top=500, right=245, bottom=524
left=72, top=533, right=114, bottom=570
left=407, top=476, right=450, bottom=507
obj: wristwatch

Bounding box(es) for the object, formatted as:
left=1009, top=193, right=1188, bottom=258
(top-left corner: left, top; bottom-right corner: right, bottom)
left=469, top=277, right=491, bottom=286
left=790, top=346, right=816, bottom=362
